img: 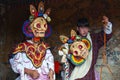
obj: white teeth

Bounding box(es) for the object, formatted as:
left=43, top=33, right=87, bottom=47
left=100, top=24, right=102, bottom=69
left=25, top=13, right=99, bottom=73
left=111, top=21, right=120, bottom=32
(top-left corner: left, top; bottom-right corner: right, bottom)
left=40, top=32, right=45, bottom=34
left=35, top=31, right=45, bottom=34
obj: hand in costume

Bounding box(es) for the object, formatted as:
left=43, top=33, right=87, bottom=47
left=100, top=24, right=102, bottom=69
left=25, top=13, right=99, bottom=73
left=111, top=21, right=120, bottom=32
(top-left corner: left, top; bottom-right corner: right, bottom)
left=102, top=16, right=109, bottom=27
left=25, top=68, right=39, bottom=79
left=102, top=16, right=112, bottom=34
left=48, top=69, right=54, bottom=80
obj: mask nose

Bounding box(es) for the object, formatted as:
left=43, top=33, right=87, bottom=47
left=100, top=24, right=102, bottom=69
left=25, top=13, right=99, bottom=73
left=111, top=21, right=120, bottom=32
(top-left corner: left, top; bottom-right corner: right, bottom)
left=74, top=51, right=78, bottom=55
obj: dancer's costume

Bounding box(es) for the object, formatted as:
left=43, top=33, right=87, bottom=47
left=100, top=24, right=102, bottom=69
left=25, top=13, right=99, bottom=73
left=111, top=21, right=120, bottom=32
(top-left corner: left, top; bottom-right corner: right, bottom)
left=9, top=2, right=55, bottom=80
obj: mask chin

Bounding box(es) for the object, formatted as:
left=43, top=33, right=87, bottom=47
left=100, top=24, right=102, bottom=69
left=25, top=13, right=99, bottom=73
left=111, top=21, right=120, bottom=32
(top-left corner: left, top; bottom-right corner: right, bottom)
left=39, top=34, right=45, bottom=37
left=34, top=33, right=45, bottom=37
left=32, top=27, right=47, bottom=37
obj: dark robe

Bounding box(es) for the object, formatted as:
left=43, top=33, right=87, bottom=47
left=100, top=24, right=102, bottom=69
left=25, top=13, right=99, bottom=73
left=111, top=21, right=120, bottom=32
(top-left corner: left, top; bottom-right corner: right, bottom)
left=74, top=31, right=112, bottom=80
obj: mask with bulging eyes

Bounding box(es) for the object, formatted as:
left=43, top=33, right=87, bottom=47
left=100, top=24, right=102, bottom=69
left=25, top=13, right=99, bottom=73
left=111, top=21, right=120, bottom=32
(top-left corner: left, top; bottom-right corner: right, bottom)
left=30, top=17, right=48, bottom=37
left=70, top=41, right=89, bottom=59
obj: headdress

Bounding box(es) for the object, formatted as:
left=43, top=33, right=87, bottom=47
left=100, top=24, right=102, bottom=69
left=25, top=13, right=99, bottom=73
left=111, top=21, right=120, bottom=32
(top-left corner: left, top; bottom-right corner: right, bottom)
left=59, top=29, right=91, bottom=66
left=22, top=1, right=52, bottom=38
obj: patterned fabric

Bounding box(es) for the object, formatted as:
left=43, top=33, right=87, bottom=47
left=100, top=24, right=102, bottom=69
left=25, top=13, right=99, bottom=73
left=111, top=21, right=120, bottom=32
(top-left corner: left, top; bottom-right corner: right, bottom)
left=13, top=41, right=49, bottom=68
left=10, top=40, right=55, bottom=80
left=64, top=60, right=70, bottom=80
left=74, top=31, right=112, bottom=80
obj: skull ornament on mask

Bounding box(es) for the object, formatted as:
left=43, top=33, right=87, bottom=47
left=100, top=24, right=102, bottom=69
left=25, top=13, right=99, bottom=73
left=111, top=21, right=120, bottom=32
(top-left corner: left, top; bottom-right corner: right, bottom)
left=59, top=30, right=90, bottom=66
left=30, top=17, right=47, bottom=37
left=23, top=1, right=51, bottom=38
left=70, top=41, right=89, bottom=59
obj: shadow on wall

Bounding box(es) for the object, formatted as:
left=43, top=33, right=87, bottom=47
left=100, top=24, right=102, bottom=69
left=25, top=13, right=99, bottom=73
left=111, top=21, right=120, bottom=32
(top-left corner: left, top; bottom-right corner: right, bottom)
left=0, top=63, right=18, bottom=80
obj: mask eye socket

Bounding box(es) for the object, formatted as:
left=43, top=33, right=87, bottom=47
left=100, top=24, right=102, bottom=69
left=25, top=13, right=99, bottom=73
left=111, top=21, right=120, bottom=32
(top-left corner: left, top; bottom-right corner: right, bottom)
left=78, top=45, right=83, bottom=49
left=44, top=24, right=47, bottom=28
left=72, top=45, right=74, bottom=48
left=34, top=22, right=41, bottom=28
left=36, top=23, right=41, bottom=28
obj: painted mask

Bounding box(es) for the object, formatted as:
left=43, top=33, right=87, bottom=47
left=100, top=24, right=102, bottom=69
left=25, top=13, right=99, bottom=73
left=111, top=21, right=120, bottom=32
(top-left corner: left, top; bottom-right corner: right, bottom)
left=22, top=1, right=51, bottom=38
left=30, top=17, right=48, bottom=37
left=59, top=29, right=89, bottom=59
left=70, top=41, right=88, bottom=59
left=59, top=29, right=90, bottom=66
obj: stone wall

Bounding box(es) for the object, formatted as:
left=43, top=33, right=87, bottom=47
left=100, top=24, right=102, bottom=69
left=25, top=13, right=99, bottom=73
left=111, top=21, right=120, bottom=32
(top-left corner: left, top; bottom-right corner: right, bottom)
left=95, top=29, right=120, bottom=80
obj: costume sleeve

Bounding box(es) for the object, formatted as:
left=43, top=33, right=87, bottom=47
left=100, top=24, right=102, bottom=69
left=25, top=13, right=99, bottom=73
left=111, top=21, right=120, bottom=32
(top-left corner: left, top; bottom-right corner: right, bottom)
left=45, top=49, right=54, bottom=71
left=104, top=22, right=112, bottom=34
left=9, top=52, right=25, bottom=80
left=96, top=22, right=113, bottom=49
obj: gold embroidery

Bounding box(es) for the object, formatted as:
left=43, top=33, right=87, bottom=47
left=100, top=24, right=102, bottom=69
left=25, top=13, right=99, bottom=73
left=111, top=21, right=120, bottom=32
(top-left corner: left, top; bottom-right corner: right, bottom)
left=13, top=41, right=49, bottom=68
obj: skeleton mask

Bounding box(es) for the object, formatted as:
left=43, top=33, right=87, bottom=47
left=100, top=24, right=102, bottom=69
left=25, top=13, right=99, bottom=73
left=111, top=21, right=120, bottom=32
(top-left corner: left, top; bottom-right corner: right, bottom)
left=59, top=29, right=91, bottom=66
left=30, top=17, right=47, bottom=37
left=60, top=29, right=89, bottom=59
left=70, top=41, right=89, bottom=59
left=21, top=1, right=51, bottom=38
